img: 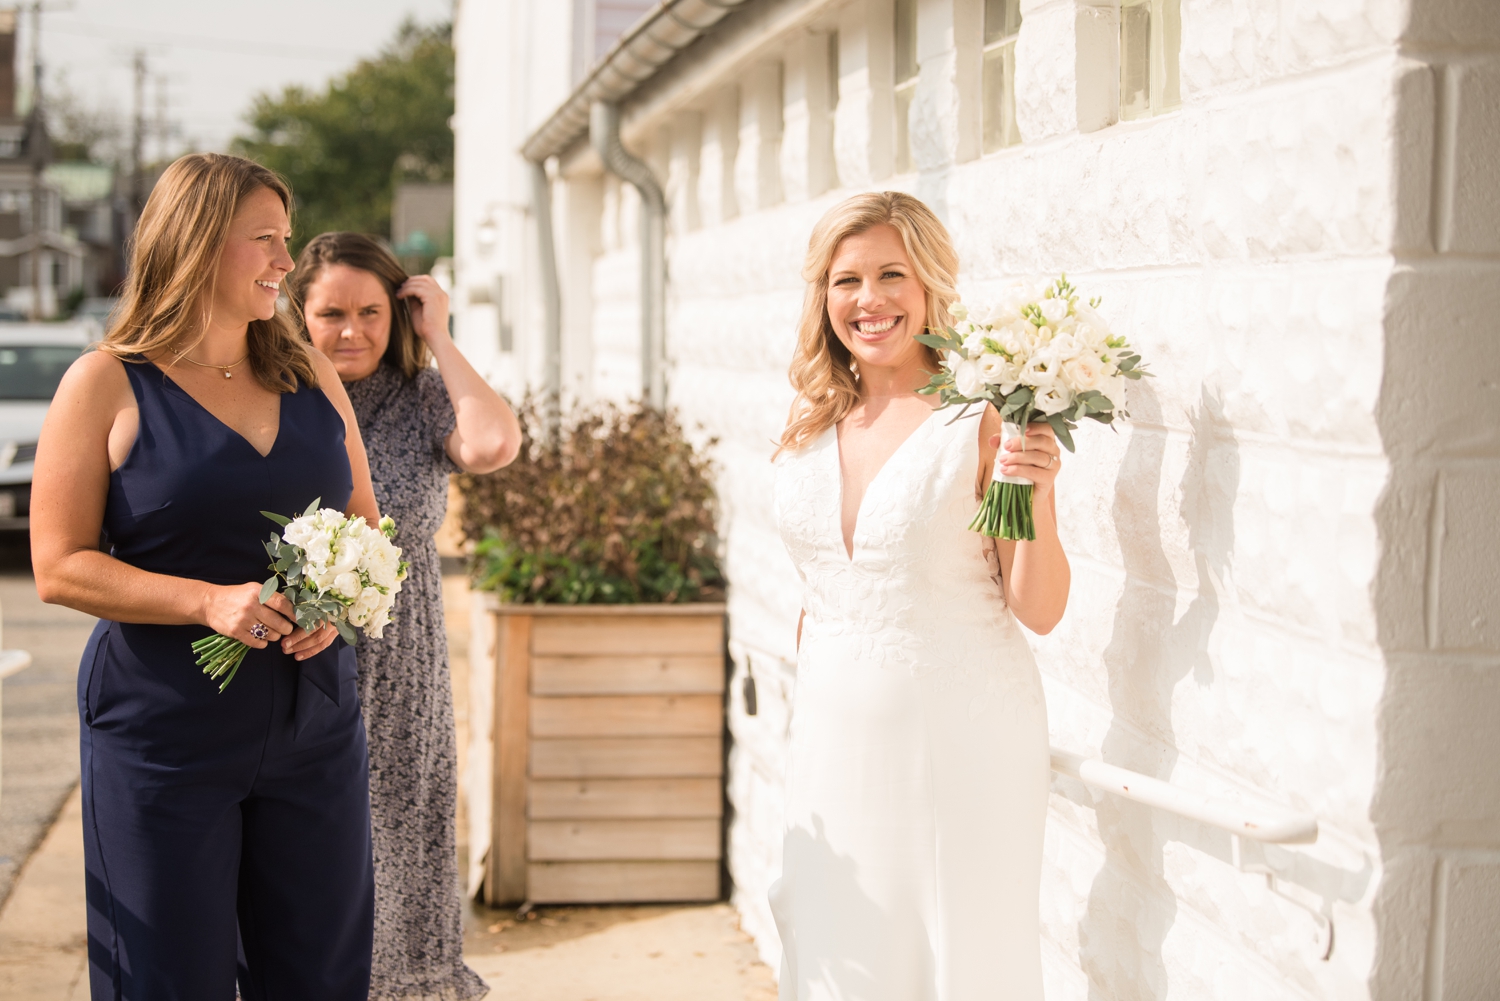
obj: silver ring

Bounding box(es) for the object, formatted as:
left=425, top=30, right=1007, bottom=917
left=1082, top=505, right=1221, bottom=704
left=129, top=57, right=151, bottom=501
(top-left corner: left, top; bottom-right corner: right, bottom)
left=249, top=622, right=270, bottom=640
left=1047, top=454, right=1057, bottom=468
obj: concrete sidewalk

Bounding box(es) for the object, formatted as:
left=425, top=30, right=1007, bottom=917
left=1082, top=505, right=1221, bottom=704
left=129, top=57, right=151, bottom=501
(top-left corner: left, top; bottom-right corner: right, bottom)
left=0, top=786, right=88, bottom=999
left=0, top=787, right=776, bottom=999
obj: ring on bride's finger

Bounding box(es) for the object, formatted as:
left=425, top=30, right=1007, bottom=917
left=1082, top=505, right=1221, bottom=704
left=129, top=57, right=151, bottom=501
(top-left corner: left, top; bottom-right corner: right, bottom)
left=249, top=622, right=270, bottom=640
left=1047, top=453, right=1057, bottom=468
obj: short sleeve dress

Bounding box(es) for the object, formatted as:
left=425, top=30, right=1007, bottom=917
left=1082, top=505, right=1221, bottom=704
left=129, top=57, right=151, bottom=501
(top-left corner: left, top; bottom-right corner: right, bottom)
left=344, top=362, right=488, bottom=1001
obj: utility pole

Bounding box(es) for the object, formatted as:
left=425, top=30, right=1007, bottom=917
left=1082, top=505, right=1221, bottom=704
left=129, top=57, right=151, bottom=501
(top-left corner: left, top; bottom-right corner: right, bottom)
left=25, top=1, right=42, bottom=319
left=153, top=74, right=167, bottom=164
left=129, top=49, right=145, bottom=218
left=17, top=0, right=71, bottom=319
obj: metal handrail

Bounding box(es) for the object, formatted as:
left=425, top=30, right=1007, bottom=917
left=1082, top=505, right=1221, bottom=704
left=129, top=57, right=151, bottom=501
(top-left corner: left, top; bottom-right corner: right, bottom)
left=1050, top=747, right=1318, bottom=844
left=727, top=641, right=1318, bottom=846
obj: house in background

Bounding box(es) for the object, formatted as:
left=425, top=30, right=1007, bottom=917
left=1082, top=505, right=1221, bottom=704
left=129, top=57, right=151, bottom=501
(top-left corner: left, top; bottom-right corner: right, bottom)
left=391, top=181, right=455, bottom=268
left=453, top=1, right=1500, bottom=998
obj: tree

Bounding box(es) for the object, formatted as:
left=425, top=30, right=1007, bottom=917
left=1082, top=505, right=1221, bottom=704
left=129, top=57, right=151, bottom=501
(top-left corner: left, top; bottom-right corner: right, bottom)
left=232, top=20, right=453, bottom=250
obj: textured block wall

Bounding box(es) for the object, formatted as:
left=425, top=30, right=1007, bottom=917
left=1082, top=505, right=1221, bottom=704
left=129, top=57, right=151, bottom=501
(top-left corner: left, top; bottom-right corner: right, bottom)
left=1369, top=2, right=1500, bottom=999
left=579, top=0, right=1408, bottom=994
left=486, top=0, right=1500, bottom=997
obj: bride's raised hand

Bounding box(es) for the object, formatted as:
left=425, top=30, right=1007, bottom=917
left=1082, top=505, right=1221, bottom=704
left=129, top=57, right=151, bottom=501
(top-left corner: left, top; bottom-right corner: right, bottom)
left=990, top=423, right=1062, bottom=499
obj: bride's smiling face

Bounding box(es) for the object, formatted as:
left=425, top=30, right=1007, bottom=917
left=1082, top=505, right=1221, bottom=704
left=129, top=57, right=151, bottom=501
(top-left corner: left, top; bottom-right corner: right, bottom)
left=826, top=224, right=929, bottom=376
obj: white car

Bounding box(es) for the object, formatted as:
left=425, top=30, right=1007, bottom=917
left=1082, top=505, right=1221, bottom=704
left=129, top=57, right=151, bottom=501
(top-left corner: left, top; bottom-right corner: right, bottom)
left=0, top=322, right=96, bottom=530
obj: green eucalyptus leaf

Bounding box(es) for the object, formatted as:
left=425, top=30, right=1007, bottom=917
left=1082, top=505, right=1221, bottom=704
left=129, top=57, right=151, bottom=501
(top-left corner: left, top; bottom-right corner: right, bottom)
left=913, top=333, right=952, bottom=350
left=259, top=578, right=279, bottom=604
left=262, top=511, right=291, bottom=527
left=334, top=619, right=358, bottom=645
left=302, top=497, right=321, bottom=518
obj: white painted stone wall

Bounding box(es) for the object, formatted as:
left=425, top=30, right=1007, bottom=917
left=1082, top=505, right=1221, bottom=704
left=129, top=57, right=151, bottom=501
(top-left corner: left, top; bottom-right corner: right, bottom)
left=454, top=0, right=1500, bottom=997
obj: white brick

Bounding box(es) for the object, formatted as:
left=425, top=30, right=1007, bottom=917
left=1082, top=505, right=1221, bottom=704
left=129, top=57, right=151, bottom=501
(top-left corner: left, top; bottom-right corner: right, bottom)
left=834, top=0, right=897, bottom=186
left=1439, top=856, right=1500, bottom=999
left=736, top=62, right=786, bottom=213
left=1015, top=0, right=1086, bottom=139
left=1448, top=58, right=1500, bottom=255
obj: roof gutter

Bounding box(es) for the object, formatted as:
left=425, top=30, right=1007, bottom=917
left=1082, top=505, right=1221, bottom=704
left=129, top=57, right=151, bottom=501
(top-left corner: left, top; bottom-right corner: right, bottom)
left=521, top=0, right=753, bottom=411
left=521, top=0, right=754, bottom=165
left=591, top=101, right=667, bottom=408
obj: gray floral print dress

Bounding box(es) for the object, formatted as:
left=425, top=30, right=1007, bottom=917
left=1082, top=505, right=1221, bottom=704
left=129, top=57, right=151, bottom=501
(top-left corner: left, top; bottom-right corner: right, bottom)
left=345, top=363, right=487, bottom=1001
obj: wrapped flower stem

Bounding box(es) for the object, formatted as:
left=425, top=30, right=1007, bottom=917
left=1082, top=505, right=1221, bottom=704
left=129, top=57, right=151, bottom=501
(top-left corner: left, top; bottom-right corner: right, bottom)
left=968, top=421, right=1036, bottom=541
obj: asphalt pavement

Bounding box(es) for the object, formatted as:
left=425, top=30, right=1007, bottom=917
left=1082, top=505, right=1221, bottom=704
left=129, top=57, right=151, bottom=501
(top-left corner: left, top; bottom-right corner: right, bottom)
left=0, top=534, right=95, bottom=910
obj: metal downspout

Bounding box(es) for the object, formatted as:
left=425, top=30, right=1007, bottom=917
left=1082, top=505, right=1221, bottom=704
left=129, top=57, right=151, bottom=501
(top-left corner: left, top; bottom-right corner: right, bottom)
left=590, top=100, right=667, bottom=409
left=529, top=159, right=563, bottom=436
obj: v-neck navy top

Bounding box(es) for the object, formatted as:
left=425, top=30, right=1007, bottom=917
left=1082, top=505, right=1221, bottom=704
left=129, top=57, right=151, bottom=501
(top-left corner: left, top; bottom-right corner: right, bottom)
left=104, top=360, right=354, bottom=586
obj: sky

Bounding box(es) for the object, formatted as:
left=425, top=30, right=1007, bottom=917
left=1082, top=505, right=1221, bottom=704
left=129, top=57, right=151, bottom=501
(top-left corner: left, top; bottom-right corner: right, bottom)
left=24, top=0, right=453, bottom=156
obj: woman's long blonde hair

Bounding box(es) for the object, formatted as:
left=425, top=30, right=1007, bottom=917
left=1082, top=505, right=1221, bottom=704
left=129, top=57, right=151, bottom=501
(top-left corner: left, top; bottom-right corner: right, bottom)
left=100, top=153, right=318, bottom=393
left=780, top=191, right=959, bottom=453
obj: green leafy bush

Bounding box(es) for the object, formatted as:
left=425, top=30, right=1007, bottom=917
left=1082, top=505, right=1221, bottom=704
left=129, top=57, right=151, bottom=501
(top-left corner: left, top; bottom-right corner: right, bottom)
left=456, top=399, right=725, bottom=605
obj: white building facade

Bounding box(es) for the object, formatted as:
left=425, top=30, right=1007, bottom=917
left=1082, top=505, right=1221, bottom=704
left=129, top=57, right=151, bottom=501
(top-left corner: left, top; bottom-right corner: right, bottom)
left=451, top=1, right=1500, bottom=998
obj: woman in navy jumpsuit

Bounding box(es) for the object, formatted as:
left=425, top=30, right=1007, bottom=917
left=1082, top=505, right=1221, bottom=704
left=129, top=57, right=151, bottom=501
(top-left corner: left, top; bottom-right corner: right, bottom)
left=31, top=153, right=380, bottom=1000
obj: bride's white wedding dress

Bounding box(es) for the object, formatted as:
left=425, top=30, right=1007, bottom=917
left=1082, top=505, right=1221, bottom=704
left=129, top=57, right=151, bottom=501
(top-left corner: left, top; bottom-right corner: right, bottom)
left=770, top=408, right=1050, bottom=1001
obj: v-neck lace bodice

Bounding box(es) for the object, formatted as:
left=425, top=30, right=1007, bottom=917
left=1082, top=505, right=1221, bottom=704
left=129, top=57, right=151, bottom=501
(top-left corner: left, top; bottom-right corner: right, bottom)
left=774, top=408, right=1021, bottom=689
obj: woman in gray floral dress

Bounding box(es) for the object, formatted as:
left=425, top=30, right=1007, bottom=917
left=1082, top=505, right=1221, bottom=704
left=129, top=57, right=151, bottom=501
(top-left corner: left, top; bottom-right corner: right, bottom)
left=291, top=233, right=520, bottom=1000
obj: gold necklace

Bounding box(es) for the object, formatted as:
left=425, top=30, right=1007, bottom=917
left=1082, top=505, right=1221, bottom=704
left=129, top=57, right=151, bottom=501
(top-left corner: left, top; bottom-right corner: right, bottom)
left=174, top=350, right=249, bottom=379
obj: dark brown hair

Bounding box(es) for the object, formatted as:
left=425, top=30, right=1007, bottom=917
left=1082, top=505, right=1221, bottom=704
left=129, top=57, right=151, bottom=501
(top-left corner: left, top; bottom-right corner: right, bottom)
left=288, top=232, right=431, bottom=378
left=102, top=153, right=317, bottom=393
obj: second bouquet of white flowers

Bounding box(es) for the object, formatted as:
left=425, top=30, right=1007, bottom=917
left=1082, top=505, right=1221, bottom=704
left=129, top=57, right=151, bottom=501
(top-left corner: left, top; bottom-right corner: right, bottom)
left=916, top=275, right=1149, bottom=541
left=192, top=498, right=410, bottom=692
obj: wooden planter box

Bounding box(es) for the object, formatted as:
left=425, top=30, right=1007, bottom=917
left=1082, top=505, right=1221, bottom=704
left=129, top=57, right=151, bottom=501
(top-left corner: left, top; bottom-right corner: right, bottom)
left=469, top=596, right=726, bottom=906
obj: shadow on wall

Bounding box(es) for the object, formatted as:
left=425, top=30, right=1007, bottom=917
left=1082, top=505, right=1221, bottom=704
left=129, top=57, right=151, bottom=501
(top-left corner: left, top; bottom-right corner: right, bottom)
left=1080, top=385, right=1239, bottom=1000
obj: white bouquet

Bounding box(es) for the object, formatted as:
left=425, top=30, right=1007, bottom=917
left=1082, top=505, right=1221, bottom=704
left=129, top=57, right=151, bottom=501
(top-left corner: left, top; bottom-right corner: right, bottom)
left=917, top=275, right=1149, bottom=540
left=193, top=498, right=410, bottom=692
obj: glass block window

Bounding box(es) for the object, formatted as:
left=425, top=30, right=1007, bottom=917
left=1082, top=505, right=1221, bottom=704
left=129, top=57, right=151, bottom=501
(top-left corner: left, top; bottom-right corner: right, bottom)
left=1119, top=0, right=1181, bottom=121
left=982, top=0, right=1022, bottom=152
left=894, top=0, right=918, bottom=173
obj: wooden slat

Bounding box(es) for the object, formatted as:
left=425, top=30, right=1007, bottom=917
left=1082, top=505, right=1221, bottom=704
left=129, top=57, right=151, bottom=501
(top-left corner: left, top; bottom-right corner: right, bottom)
left=528, top=818, right=722, bottom=861
left=489, top=613, right=532, bottom=905
left=531, top=616, right=723, bottom=656
left=529, top=778, right=723, bottom=819
left=530, top=737, right=722, bottom=778
left=527, top=861, right=721, bottom=903
left=530, top=694, right=722, bottom=738
left=531, top=655, right=725, bottom=695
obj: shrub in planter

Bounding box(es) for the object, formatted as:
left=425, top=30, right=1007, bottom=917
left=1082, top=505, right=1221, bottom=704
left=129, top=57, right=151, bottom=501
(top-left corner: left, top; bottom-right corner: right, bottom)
left=456, top=398, right=725, bottom=605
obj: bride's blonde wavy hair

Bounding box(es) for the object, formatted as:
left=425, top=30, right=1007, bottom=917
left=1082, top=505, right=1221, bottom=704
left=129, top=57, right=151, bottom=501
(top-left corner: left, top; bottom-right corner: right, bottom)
left=779, top=191, right=959, bottom=453
left=100, top=153, right=318, bottom=393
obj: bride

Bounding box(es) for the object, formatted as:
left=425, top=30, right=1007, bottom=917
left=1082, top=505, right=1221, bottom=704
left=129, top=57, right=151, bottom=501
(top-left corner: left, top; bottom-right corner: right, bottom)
left=769, top=192, right=1070, bottom=1001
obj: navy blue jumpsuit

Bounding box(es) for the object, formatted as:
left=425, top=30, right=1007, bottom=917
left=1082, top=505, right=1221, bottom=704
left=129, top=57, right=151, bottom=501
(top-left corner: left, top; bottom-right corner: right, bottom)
left=78, top=360, right=375, bottom=1000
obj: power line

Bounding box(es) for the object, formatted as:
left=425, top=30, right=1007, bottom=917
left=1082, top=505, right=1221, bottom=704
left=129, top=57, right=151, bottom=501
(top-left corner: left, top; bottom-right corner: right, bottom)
left=47, top=19, right=363, bottom=61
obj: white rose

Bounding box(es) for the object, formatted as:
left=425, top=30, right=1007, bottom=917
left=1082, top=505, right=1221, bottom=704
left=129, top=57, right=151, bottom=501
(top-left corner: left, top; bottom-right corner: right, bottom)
left=1072, top=302, right=1111, bottom=337
left=1075, top=322, right=1109, bottom=351
left=1039, top=297, right=1070, bottom=325
left=282, top=518, right=317, bottom=548
left=1033, top=382, right=1075, bottom=415
left=332, top=572, right=362, bottom=599
left=302, top=535, right=332, bottom=567
left=361, top=538, right=403, bottom=589
left=1020, top=347, right=1061, bottom=388
left=953, top=358, right=986, bottom=397
left=1050, top=332, right=1083, bottom=361
left=326, top=535, right=362, bottom=577
left=1059, top=352, right=1105, bottom=393
left=961, top=330, right=986, bottom=358
left=348, top=586, right=381, bottom=627
left=975, top=353, right=1020, bottom=394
